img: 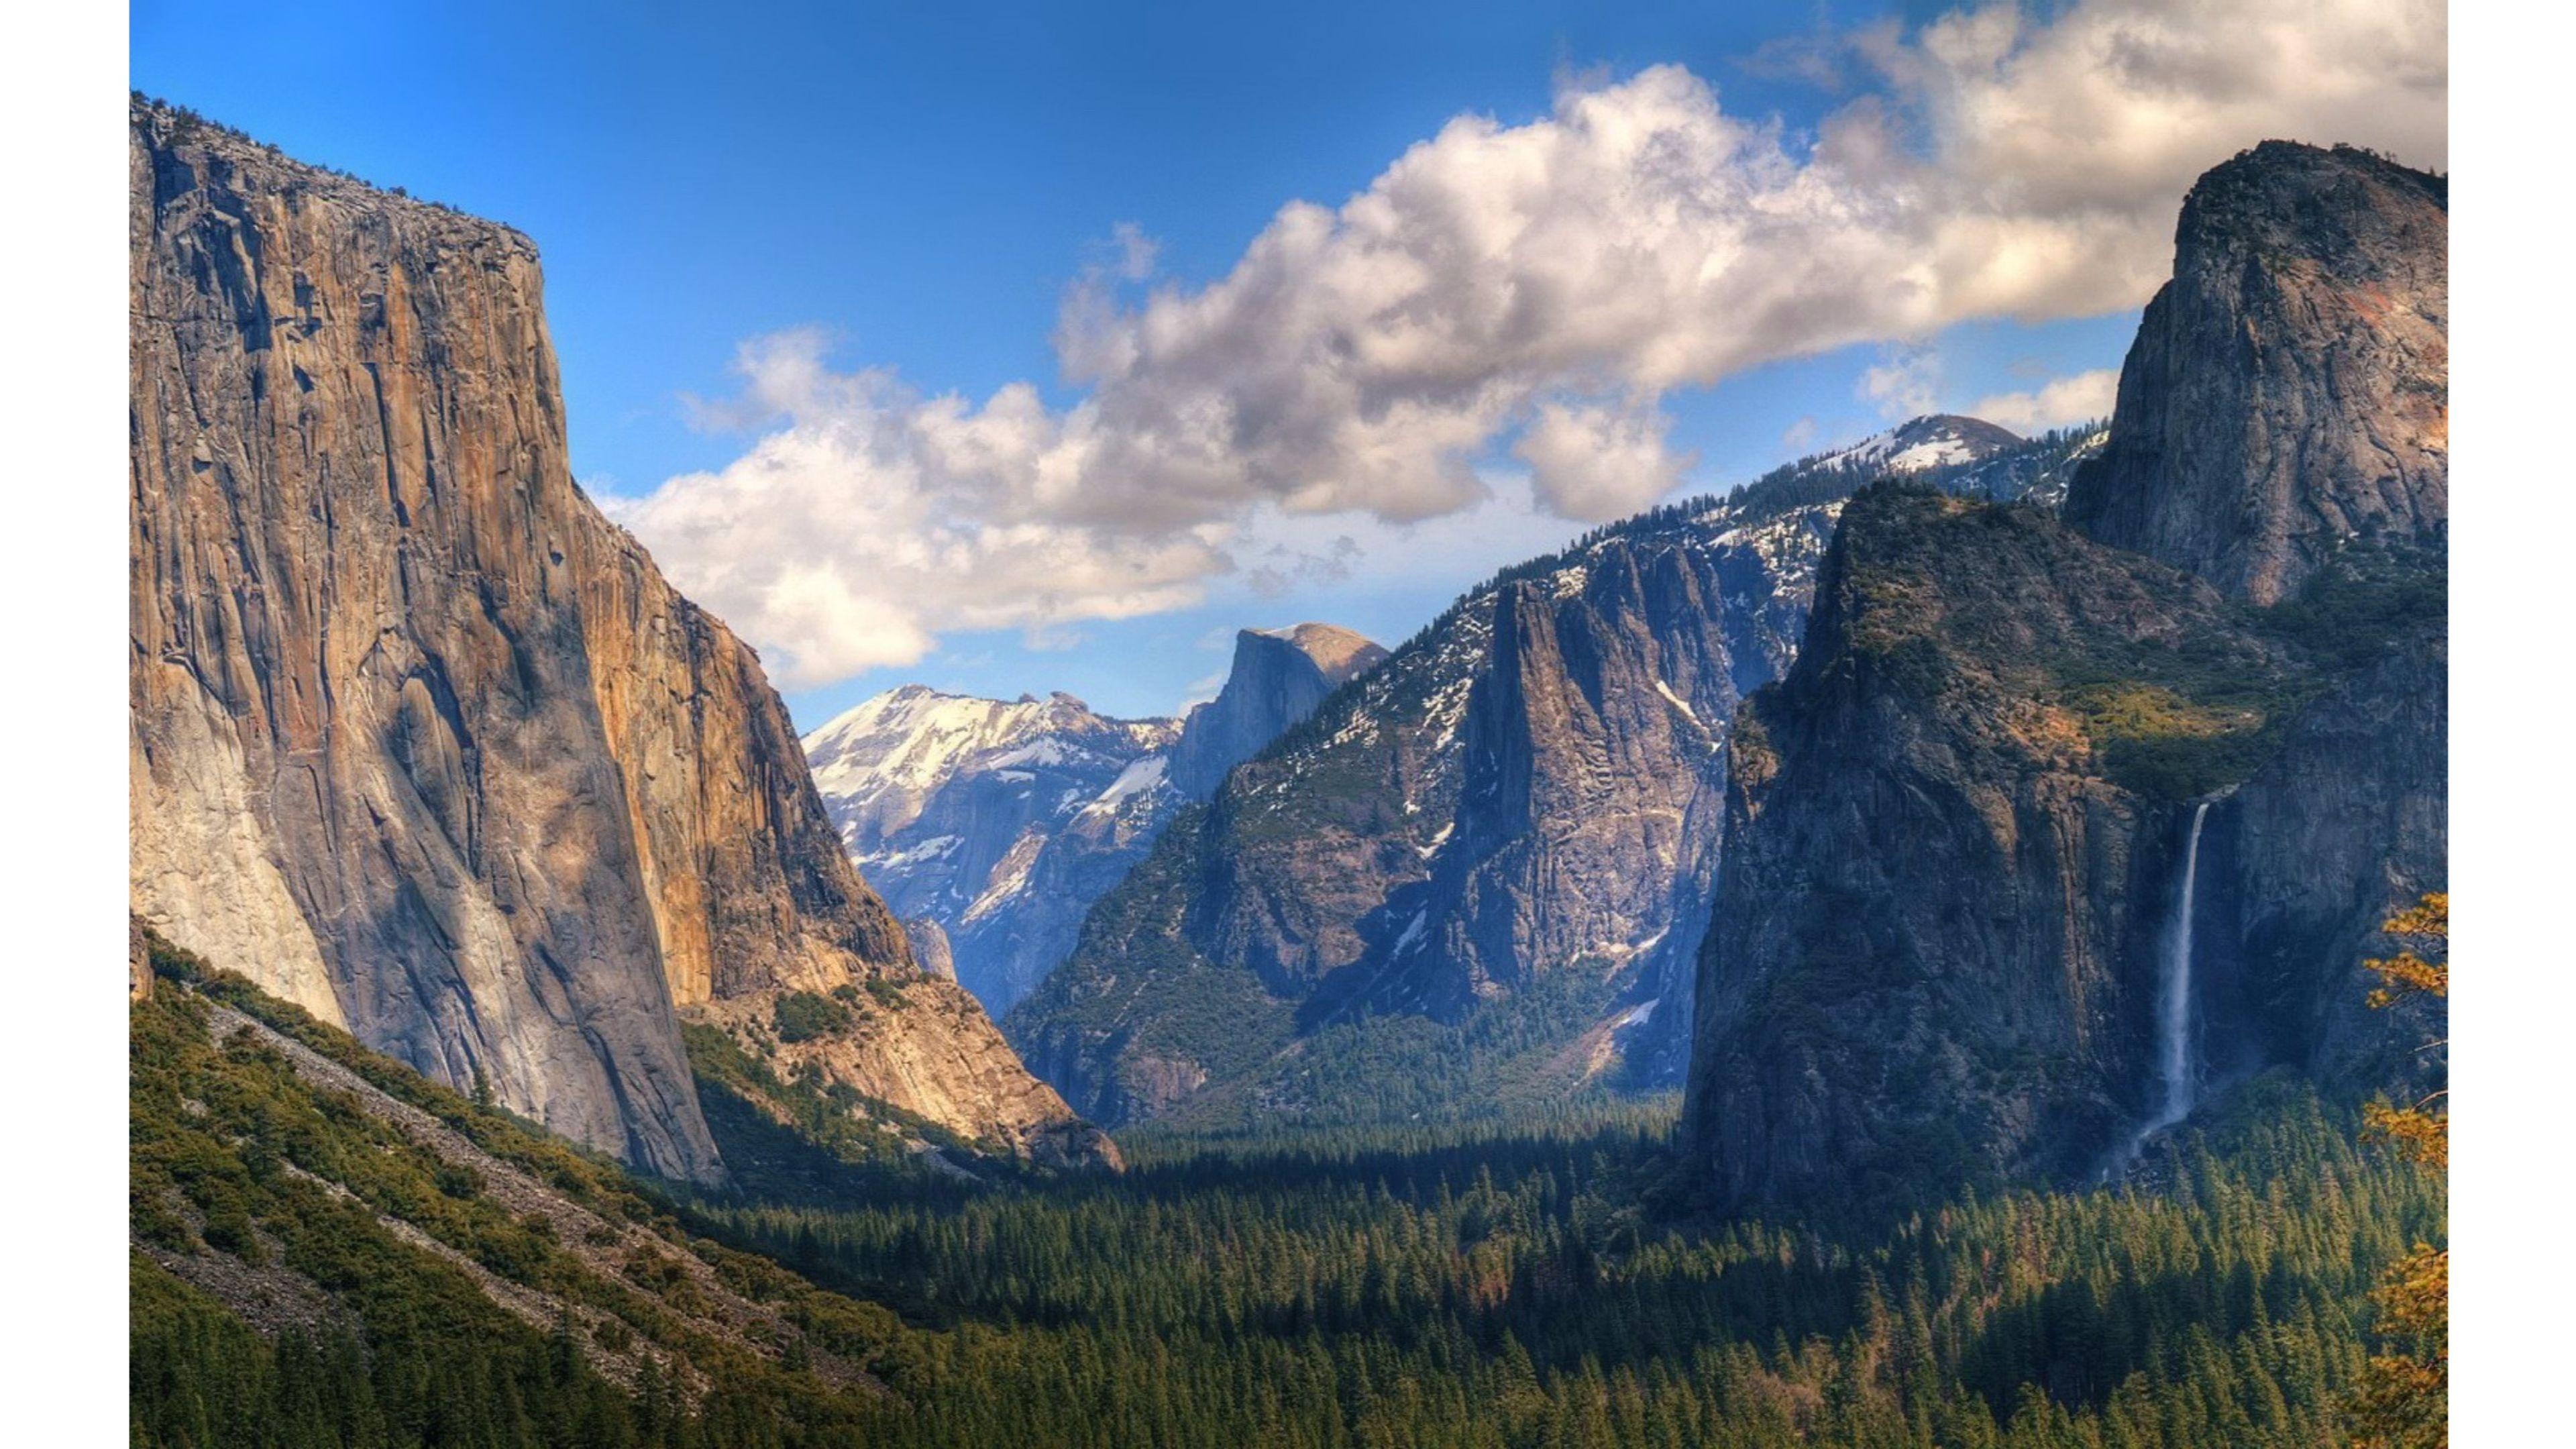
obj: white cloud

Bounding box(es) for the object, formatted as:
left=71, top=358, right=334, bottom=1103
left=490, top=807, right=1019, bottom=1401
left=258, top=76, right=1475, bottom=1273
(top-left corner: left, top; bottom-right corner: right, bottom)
left=1860, top=346, right=1945, bottom=420
left=1970, top=368, right=2122, bottom=433
left=617, top=0, right=2447, bottom=688
left=1514, top=398, right=1692, bottom=521
left=1109, top=221, right=1159, bottom=281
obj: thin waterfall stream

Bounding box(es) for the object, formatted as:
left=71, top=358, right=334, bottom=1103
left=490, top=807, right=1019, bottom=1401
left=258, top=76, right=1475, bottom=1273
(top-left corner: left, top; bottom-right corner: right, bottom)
left=2110, top=798, right=2215, bottom=1177
left=2148, top=799, right=2212, bottom=1133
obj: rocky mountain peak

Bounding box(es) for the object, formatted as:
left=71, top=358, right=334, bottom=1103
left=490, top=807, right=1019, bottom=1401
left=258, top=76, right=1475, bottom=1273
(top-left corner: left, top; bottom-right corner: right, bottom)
left=2064, top=141, right=2447, bottom=602
left=1167, top=624, right=1392, bottom=800
left=1686, top=141, right=2447, bottom=1208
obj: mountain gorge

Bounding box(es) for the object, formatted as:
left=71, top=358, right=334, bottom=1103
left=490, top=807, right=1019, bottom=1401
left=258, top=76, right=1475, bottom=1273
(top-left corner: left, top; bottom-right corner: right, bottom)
left=803, top=623, right=1385, bottom=1012
left=126, top=99, right=1109, bottom=1185
left=1005, top=419, right=2098, bottom=1130
left=1684, top=142, right=2447, bottom=1208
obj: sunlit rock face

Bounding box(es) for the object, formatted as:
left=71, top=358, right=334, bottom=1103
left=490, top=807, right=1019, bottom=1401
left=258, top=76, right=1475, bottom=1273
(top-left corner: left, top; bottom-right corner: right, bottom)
left=129, top=99, right=1109, bottom=1182
left=2066, top=142, right=2448, bottom=604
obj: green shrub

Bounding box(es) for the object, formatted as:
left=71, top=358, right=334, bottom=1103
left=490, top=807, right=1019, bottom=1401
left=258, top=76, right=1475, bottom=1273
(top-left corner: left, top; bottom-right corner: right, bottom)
left=773, top=990, right=853, bottom=1044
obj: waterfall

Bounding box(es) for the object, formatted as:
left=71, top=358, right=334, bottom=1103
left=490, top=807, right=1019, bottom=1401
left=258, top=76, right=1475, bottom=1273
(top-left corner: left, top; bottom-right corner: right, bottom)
left=2109, top=799, right=2214, bottom=1178
left=2147, top=800, right=2212, bottom=1134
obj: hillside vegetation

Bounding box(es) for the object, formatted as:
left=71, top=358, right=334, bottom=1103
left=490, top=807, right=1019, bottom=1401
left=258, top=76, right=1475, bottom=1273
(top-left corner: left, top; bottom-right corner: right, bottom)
left=136, top=934, right=2438, bottom=1448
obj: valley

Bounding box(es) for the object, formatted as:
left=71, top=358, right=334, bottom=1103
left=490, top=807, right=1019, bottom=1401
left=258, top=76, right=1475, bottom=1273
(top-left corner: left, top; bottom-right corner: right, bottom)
left=125, top=76, right=2445, bottom=1449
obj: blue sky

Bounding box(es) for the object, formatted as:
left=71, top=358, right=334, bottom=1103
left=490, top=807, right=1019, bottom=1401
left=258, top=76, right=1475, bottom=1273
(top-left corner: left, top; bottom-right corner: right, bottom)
left=130, top=1, right=2445, bottom=725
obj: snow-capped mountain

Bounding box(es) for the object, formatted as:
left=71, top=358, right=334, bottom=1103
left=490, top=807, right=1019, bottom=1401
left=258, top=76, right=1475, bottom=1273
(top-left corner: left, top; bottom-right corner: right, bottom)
left=802, top=688, right=1182, bottom=1012
left=802, top=628, right=1384, bottom=1012
left=1812, top=413, right=2025, bottom=474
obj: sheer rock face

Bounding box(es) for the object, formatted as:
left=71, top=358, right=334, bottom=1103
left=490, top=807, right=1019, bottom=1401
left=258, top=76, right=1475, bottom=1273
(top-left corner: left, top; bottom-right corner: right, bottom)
left=127, top=101, right=1105, bottom=1181
left=1006, top=502, right=1843, bottom=1129
left=902, top=917, right=958, bottom=981
left=1167, top=625, right=1389, bottom=800
left=2195, top=639, right=2447, bottom=1093
left=1688, top=144, right=2447, bottom=1209
left=1681, top=491, right=2284, bottom=1202
left=2065, top=143, right=2448, bottom=603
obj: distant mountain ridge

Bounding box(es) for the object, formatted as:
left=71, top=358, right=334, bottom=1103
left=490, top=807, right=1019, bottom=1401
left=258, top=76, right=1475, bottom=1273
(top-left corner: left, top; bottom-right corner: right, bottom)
left=1006, top=413, right=2090, bottom=1131
left=804, top=626, right=1384, bottom=1012
left=1813, top=413, right=2025, bottom=474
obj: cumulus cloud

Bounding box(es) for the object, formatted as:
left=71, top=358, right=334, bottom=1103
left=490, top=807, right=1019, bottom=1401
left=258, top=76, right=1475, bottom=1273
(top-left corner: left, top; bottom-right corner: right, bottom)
left=1970, top=368, right=2123, bottom=433
left=1514, top=399, right=1693, bottom=520
left=602, top=329, right=1226, bottom=686
left=1860, top=347, right=1945, bottom=421
left=615, top=0, right=2447, bottom=688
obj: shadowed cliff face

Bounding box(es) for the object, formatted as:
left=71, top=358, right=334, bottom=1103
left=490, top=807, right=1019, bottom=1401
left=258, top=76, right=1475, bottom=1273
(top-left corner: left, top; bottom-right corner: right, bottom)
left=2065, top=144, right=2448, bottom=604
left=1682, top=489, right=2306, bottom=1202
left=1687, top=142, right=2447, bottom=1209
left=128, top=101, right=1108, bottom=1180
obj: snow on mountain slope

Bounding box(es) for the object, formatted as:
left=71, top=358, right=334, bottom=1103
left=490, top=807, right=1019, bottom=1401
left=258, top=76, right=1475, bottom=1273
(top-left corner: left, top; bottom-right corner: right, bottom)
left=804, top=629, right=1383, bottom=1012
left=1813, top=414, right=2025, bottom=475
left=802, top=689, right=1181, bottom=1011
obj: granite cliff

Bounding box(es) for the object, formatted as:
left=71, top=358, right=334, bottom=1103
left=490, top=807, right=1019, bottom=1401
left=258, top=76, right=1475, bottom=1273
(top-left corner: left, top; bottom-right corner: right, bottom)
left=1167, top=625, right=1389, bottom=799
left=2065, top=143, right=2447, bottom=604
left=127, top=99, right=1108, bottom=1181
left=1684, top=142, right=2447, bottom=1208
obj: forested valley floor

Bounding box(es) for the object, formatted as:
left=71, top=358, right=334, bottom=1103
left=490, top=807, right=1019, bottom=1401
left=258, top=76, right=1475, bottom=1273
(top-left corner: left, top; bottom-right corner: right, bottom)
left=133, top=951, right=2440, bottom=1449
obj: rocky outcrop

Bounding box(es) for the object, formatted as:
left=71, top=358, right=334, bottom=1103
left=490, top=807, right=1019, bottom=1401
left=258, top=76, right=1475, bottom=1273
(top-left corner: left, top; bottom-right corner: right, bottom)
left=2065, top=144, right=2447, bottom=603
left=1681, top=488, right=2308, bottom=1202
left=903, top=916, right=957, bottom=981
left=1686, top=142, right=2447, bottom=1208
left=127, top=99, right=1106, bottom=1181
left=129, top=916, right=154, bottom=1004
left=1167, top=625, right=1388, bottom=798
